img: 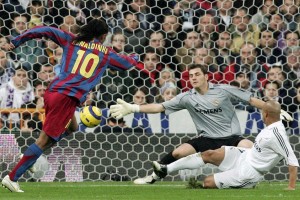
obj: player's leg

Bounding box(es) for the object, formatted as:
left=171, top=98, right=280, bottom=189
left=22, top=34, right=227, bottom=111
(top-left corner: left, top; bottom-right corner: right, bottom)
left=153, top=147, right=226, bottom=179
left=1, top=130, right=53, bottom=192
left=134, top=143, right=197, bottom=184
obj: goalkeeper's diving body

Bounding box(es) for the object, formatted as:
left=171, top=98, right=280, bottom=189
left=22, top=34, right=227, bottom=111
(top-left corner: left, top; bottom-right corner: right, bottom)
left=110, top=64, right=293, bottom=185
left=152, top=100, right=298, bottom=189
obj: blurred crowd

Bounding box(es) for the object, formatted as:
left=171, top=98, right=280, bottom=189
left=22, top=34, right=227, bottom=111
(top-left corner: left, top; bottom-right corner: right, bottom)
left=0, top=0, right=299, bottom=132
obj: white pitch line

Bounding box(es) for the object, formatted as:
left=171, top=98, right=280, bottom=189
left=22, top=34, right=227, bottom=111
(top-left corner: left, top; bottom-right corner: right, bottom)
left=32, top=184, right=185, bottom=188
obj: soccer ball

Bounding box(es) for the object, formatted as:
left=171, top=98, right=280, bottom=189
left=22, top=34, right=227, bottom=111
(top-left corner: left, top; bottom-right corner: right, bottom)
left=80, top=106, right=102, bottom=127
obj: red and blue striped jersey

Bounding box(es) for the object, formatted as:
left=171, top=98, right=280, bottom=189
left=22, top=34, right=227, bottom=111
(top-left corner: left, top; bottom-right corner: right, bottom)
left=11, top=26, right=138, bottom=103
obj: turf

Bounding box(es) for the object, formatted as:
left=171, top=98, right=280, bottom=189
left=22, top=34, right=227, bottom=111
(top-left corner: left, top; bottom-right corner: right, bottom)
left=1, top=181, right=299, bottom=200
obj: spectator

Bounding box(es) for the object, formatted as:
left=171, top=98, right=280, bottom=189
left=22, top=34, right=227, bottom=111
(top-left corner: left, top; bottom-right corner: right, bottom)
left=42, top=38, right=59, bottom=66
left=279, top=0, right=300, bottom=31
left=9, top=13, right=44, bottom=70
left=130, top=86, right=152, bottom=133
left=224, top=42, right=269, bottom=91
left=267, top=65, right=297, bottom=113
left=157, top=68, right=177, bottom=89
left=172, top=0, right=203, bottom=31
left=21, top=80, right=48, bottom=132
left=213, top=31, right=237, bottom=72
left=197, top=13, right=218, bottom=49
left=110, top=32, right=126, bottom=53
left=130, top=47, right=163, bottom=90
left=257, top=27, right=286, bottom=65
left=175, top=31, right=202, bottom=72
left=148, top=31, right=180, bottom=78
left=228, top=7, right=260, bottom=54
left=268, top=13, right=287, bottom=49
left=251, top=0, right=278, bottom=29
left=156, top=82, right=178, bottom=103
left=284, top=31, right=300, bottom=49
left=37, top=63, right=55, bottom=84
left=0, top=66, right=34, bottom=124
left=114, top=12, right=147, bottom=54
left=95, top=66, right=133, bottom=109
left=122, top=0, right=158, bottom=31
left=96, top=0, right=123, bottom=33
left=261, top=80, right=281, bottom=101
left=214, top=0, right=234, bottom=32
left=162, top=14, right=185, bottom=57
left=57, top=0, right=90, bottom=25
left=27, top=0, right=52, bottom=28
left=94, top=114, right=133, bottom=133
left=132, top=86, right=149, bottom=105
left=284, top=46, right=300, bottom=81
left=59, top=15, right=80, bottom=34
left=0, top=49, right=15, bottom=87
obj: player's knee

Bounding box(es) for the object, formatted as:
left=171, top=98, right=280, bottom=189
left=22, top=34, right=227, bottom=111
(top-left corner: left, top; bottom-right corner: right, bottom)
left=203, top=176, right=217, bottom=189
left=201, top=150, right=215, bottom=163
left=237, top=139, right=253, bottom=148
left=172, top=149, right=182, bottom=159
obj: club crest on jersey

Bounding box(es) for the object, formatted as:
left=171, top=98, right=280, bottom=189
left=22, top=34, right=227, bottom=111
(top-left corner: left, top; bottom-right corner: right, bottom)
left=212, top=99, right=220, bottom=106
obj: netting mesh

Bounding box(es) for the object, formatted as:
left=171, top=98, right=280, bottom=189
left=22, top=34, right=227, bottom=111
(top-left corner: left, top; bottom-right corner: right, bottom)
left=0, top=0, right=299, bottom=182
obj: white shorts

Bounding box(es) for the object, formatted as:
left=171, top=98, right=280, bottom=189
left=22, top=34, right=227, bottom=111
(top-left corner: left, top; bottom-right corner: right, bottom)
left=214, top=146, right=264, bottom=189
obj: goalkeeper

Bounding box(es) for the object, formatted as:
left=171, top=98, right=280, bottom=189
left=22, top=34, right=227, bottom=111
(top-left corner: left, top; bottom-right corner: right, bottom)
left=110, top=64, right=293, bottom=185
left=152, top=101, right=298, bottom=190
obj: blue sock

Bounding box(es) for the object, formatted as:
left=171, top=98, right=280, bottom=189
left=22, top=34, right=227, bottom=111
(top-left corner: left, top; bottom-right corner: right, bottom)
left=9, top=143, right=43, bottom=181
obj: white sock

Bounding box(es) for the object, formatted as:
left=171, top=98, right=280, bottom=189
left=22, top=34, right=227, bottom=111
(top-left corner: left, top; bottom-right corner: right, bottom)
left=167, top=153, right=205, bottom=173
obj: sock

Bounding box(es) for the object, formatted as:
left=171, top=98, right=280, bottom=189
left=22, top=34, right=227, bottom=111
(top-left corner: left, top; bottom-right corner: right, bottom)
left=9, top=143, right=43, bottom=181
left=151, top=172, right=159, bottom=180
left=159, top=151, right=177, bottom=164
left=167, top=153, right=204, bottom=174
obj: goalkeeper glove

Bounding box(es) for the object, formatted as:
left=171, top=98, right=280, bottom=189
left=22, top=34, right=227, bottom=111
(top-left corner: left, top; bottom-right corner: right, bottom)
left=280, top=109, right=293, bottom=122
left=110, top=98, right=140, bottom=119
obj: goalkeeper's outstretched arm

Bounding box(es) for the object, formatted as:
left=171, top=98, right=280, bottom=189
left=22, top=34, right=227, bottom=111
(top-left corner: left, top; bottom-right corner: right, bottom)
left=110, top=99, right=165, bottom=119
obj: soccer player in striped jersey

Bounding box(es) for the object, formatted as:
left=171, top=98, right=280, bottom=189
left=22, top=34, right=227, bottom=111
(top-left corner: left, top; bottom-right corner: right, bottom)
left=110, top=64, right=293, bottom=185
left=1, top=18, right=138, bottom=192
left=153, top=101, right=298, bottom=189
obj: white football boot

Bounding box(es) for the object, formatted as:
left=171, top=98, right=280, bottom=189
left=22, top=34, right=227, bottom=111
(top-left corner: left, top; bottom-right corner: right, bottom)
left=1, top=175, right=24, bottom=192
left=133, top=172, right=159, bottom=185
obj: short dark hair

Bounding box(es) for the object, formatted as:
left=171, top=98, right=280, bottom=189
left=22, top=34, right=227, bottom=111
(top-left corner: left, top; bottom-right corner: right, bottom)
left=188, top=64, right=208, bottom=74
left=284, top=30, right=300, bottom=40
left=264, top=80, right=280, bottom=89
left=73, top=18, right=108, bottom=42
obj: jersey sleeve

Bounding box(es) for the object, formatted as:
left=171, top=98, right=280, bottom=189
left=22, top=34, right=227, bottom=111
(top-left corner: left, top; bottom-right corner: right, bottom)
left=218, top=84, right=253, bottom=104
left=11, top=26, right=73, bottom=47
left=107, top=48, right=138, bottom=71
left=162, top=92, right=188, bottom=115
left=270, top=129, right=299, bottom=167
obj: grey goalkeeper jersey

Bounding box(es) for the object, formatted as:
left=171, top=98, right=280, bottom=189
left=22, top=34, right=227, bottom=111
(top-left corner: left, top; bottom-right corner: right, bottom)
left=162, top=83, right=253, bottom=138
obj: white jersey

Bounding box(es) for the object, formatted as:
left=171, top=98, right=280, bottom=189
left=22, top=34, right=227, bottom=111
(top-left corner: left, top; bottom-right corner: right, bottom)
left=0, top=79, right=34, bottom=122
left=246, top=121, right=299, bottom=173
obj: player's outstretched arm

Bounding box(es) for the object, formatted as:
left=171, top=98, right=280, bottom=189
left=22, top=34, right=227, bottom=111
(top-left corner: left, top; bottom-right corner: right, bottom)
left=286, top=165, right=297, bottom=190
left=249, top=97, right=265, bottom=110
left=110, top=99, right=165, bottom=119
left=249, top=97, right=293, bottom=121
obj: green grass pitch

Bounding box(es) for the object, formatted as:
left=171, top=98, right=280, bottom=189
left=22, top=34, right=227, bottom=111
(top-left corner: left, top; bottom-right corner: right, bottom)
left=1, top=181, right=299, bottom=200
